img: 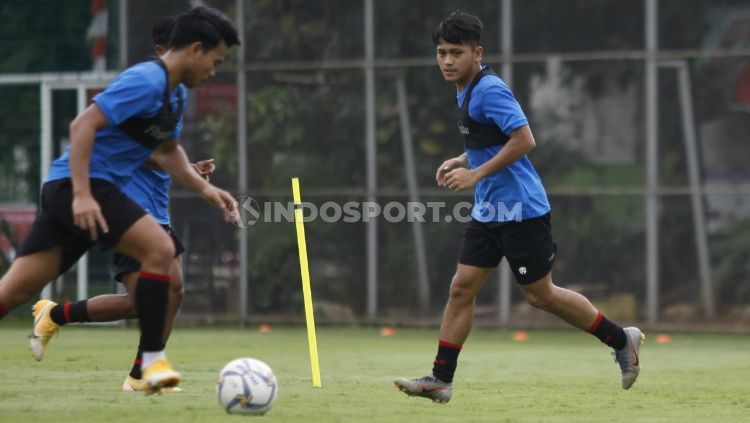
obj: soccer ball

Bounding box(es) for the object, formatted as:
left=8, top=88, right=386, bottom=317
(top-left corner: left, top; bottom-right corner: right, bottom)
left=217, top=358, right=278, bottom=415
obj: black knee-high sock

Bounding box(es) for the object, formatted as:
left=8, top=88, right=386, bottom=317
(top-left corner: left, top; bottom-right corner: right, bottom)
left=586, top=310, right=627, bottom=350
left=135, top=271, right=170, bottom=352
left=0, top=301, right=7, bottom=319
left=50, top=300, right=90, bottom=325
left=432, top=340, right=462, bottom=383
left=129, top=345, right=144, bottom=379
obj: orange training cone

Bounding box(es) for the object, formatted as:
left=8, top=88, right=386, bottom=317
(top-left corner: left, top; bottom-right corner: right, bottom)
left=259, top=323, right=273, bottom=333
left=655, top=333, right=672, bottom=343
left=380, top=326, right=396, bottom=337
left=513, top=331, right=529, bottom=341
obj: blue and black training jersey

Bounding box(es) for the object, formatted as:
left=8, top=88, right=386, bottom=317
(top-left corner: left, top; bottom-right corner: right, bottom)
left=46, top=61, right=187, bottom=190
left=121, top=167, right=171, bottom=225
left=456, top=66, right=550, bottom=222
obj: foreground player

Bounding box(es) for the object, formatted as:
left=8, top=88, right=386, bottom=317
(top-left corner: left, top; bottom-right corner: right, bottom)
left=0, top=6, right=241, bottom=393
left=394, top=11, right=644, bottom=403
left=29, top=15, right=211, bottom=393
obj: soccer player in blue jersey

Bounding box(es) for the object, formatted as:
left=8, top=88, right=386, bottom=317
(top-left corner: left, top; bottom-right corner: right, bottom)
left=395, top=11, right=644, bottom=403
left=26, top=15, right=215, bottom=393
left=0, top=6, right=240, bottom=393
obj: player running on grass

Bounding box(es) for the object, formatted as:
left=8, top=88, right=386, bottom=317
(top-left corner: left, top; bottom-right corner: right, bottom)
left=29, top=16, right=216, bottom=393
left=394, top=11, right=644, bottom=404
left=0, top=6, right=240, bottom=393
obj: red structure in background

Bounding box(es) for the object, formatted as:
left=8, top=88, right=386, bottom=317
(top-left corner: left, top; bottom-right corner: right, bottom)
left=0, top=204, right=36, bottom=263
left=87, top=0, right=108, bottom=71
left=195, top=84, right=237, bottom=117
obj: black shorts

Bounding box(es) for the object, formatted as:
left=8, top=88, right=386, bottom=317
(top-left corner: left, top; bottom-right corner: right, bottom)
left=18, top=178, right=148, bottom=276
left=458, top=213, right=557, bottom=285
left=112, top=224, right=185, bottom=282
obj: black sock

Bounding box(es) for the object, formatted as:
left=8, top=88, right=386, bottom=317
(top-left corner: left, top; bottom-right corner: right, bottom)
left=50, top=300, right=90, bottom=325
left=0, top=301, right=7, bottom=319
left=432, top=340, right=462, bottom=383
left=135, top=271, right=170, bottom=352
left=586, top=311, right=627, bottom=350
left=129, top=345, right=144, bottom=379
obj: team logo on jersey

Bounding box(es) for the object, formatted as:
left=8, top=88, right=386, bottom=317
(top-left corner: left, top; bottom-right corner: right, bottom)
left=144, top=125, right=172, bottom=141
left=458, top=120, right=470, bottom=135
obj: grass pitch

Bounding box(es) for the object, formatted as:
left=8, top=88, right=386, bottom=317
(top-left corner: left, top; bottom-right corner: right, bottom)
left=0, top=324, right=748, bottom=423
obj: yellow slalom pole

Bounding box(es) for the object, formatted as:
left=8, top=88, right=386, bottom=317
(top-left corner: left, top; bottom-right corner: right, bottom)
left=292, top=178, right=322, bottom=387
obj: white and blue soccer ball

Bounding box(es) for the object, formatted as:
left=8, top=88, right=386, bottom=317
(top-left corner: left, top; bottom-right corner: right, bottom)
left=217, top=358, right=278, bottom=415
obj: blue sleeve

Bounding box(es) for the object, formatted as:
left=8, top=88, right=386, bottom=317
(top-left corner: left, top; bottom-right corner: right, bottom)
left=93, top=69, right=160, bottom=126
left=477, top=83, right=528, bottom=135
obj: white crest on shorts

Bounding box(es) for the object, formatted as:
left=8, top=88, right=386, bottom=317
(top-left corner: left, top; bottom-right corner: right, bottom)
left=519, top=267, right=527, bottom=275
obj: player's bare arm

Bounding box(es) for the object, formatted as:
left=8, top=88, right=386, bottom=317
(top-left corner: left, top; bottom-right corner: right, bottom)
left=445, top=125, right=535, bottom=192
left=151, top=141, right=237, bottom=222
left=144, top=155, right=215, bottom=181
left=68, top=103, right=111, bottom=239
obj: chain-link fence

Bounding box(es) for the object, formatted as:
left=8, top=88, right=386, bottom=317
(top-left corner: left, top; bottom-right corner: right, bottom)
left=1, top=0, right=749, bottom=327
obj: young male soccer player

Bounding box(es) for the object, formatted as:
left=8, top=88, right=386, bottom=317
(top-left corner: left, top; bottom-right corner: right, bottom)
left=394, top=11, right=644, bottom=404
left=0, top=6, right=241, bottom=393
left=28, top=16, right=215, bottom=393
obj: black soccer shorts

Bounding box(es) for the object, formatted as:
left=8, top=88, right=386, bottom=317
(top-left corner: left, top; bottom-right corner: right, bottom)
left=112, top=224, right=185, bottom=282
left=18, top=178, right=148, bottom=276
left=458, top=213, right=558, bottom=285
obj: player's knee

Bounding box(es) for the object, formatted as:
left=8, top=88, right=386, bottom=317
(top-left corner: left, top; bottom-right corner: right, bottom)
left=169, top=280, right=184, bottom=303
left=448, top=274, right=475, bottom=304
left=141, top=242, right=175, bottom=269
left=521, top=286, right=552, bottom=310
left=123, top=295, right=138, bottom=318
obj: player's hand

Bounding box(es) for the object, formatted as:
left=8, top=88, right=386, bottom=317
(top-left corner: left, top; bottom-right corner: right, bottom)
left=445, top=168, right=479, bottom=192
left=72, top=193, right=109, bottom=240
left=200, top=185, right=240, bottom=224
left=192, top=159, right=216, bottom=181
left=436, top=157, right=466, bottom=187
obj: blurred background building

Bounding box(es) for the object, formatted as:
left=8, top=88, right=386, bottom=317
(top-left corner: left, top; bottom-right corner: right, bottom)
left=0, top=0, right=748, bottom=328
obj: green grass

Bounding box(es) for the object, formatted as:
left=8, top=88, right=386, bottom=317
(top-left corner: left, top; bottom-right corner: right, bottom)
left=1, top=326, right=749, bottom=422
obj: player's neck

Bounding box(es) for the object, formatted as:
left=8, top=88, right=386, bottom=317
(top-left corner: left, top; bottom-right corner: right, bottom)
left=455, top=63, right=483, bottom=92
left=159, top=53, right=184, bottom=89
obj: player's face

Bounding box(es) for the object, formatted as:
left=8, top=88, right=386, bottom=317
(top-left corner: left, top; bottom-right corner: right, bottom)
left=436, top=41, right=483, bottom=88
left=184, top=41, right=228, bottom=88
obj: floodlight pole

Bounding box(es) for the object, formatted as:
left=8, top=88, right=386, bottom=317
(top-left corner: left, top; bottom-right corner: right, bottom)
left=118, top=0, right=128, bottom=69
left=645, top=0, right=660, bottom=324
left=396, top=77, right=430, bottom=314
left=498, top=0, right=514, bottom=326
left=658, top=60, right=715, bottom=319
left=364, top=0, right=378, bottom=321
left=40, top=82, right=53, bottom=301
left=675, top=63, right=714, bottom=319
left=76, top=85, right=89, bottom=301
left=237, top=0, right=249, bottom=325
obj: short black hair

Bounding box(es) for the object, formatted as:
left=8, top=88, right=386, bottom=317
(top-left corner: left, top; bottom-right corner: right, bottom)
left=152, top=15, right=176, bottom=47
left=170, top=6, right=241, bottom=52
left=432, top=10, right=483, bottom=46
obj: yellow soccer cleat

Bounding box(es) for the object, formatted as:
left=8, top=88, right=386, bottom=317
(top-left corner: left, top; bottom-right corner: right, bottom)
left=141, top=359, right=182, bottom=395
left=29, top=300, right=60, bottom=361
left=122, top=375, right=182, bottom=393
